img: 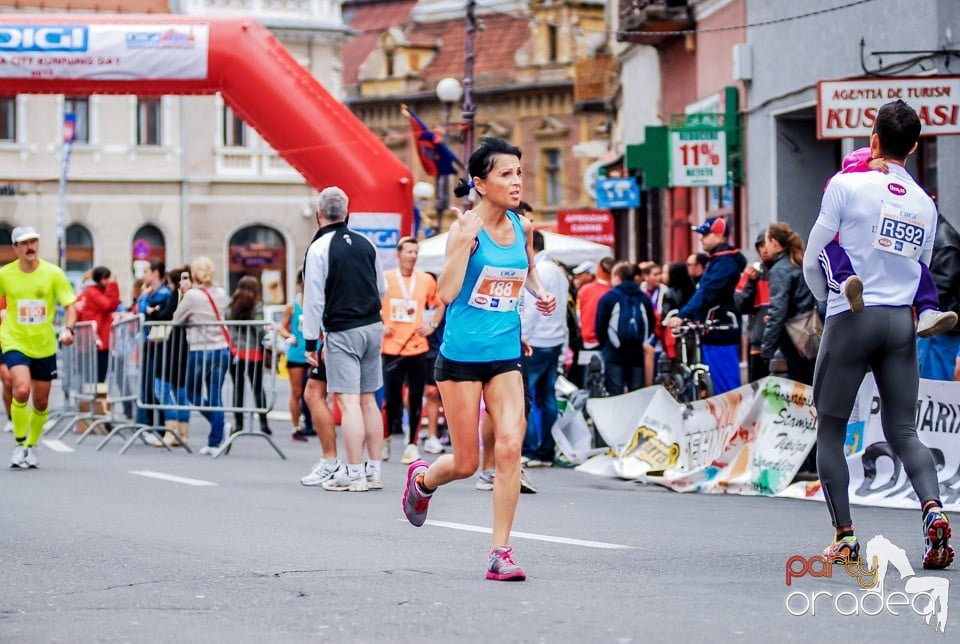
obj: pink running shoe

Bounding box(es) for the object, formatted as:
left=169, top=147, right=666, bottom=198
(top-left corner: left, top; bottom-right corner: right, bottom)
left=486, top=546, right=526, bottom=581
left=402, top=460, right=432, bottom=527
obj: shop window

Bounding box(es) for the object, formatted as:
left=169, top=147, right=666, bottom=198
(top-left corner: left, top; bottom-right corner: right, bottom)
left=65, top=223, right=94, bottom=281
left=0, top=98, right=15, bottom=142
left=228, top=225, right=287, bottom=306
left=63, top=97, right=89, bottom=144
left=137, top=97, right=162, bottom=146
left=131, top=224, right=166, bottom=279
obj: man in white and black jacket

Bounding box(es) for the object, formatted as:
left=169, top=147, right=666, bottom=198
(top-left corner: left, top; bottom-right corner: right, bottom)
left=301, top=186, right=387, bottom=493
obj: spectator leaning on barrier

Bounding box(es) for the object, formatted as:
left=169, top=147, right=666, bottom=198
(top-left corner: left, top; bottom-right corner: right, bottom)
left=301, top=186, right=387, bottom=493
left=595, top=261, right=656, bottom=395
left=172, top=256, right=231, bottom=456
left=137, top=259, right=181, bottom=446
left=666, top=218, right=747, bottom=394
left=227, top=275, right=272, bottom=436
left=75, top=265, right=120, bottom=383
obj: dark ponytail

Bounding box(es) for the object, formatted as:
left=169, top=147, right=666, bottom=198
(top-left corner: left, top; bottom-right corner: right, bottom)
left=766, top=222, right=805, bottom=269
left=453, top=136, right=522, bottom=199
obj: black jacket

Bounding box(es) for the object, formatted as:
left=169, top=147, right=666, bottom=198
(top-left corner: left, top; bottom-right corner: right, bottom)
left=930, top=214, right=960, bottom=334
left=678, top=242, right=747, bottom=345
left=761, top=252, right=816, bottom=360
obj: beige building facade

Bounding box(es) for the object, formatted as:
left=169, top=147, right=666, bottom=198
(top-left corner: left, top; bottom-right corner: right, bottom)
left=0, top=0, right=348, bottom=305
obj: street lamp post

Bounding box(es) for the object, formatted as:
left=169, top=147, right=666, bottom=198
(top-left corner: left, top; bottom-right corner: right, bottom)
left=435, top=77, right=463, bottom=234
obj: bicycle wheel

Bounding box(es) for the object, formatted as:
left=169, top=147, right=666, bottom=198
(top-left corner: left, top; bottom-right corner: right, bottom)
left=694, top=370, right=714, bottom=400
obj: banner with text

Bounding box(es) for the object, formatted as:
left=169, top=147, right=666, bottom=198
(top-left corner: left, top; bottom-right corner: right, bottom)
left=579, top=377, right=817, bottom=495
left=556, top=209, right=614, bottom=247
left=817, top=77, right=960, bottom=139
left=0, top=24, right=209, bottom=80
left=778, top=374, right=960, bottom=511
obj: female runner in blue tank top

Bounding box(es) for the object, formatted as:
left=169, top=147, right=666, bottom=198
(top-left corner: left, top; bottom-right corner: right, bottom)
left=401, top=137, right=557, bottom=581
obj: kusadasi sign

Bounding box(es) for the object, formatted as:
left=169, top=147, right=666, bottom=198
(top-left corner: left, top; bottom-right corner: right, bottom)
left=784, top=535, right=949, bottom=633
left=817, top=77, right=960, bottom=139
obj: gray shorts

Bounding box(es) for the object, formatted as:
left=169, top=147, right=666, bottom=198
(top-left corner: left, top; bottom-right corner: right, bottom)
left=325, top=322, right=384, bottom=394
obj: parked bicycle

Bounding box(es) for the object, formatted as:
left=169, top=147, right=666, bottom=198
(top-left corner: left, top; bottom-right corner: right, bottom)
left=655, top=310, right=738, bottom=403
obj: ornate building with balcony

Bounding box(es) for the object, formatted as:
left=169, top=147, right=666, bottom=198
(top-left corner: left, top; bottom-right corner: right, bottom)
left=342, top=0, right=609, bottom=231
left=0, top=0, right=348, bottom=303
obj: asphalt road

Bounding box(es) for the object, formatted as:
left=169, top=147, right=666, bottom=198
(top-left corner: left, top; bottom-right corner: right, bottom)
left=1, top=392, right=958, bottom=642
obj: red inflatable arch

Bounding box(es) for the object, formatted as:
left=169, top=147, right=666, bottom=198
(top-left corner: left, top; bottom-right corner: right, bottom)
left=0, top=14, right=412, bottom=233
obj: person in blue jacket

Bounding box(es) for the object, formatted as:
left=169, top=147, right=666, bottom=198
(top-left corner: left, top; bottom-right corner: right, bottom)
left=665, top=217, right=747, bottom=394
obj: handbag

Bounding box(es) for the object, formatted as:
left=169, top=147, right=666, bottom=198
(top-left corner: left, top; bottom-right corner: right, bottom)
left=199, top=287, right=238, bottom=357
left=147, top=324, right=172, bottom=342
left=785, top=308, right=823, bottom=360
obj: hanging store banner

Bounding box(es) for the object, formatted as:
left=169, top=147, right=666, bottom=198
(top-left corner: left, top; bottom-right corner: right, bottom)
left=0, top=24, right=209, bottom=80
left=817, top=76, right=960, bottom=139
left=556, top=209, right=614, bottom=247
left=669, top=129, right=728, bottom=187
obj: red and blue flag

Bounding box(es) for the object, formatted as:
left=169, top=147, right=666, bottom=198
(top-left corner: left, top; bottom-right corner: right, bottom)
left=404, top=106, right=463, bottom=177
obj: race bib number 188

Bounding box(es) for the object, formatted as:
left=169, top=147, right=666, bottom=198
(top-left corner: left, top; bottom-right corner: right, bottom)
left=468, top=266, right=527, bottom=312
left=872, top=202, right=925, bottom=259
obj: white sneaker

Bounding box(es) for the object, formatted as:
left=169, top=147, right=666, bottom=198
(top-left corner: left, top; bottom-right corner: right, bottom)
left=841, top=276, right=864, bottom=312
left=400, top=444, right=421, bottom=465
left=24, top=446, right=39, bottom=469
left=2, top=420, right=12, bottom=433
left=142, top=432, right=163, bottom=447
left=300, top=459, right=344, bottom=486
left=321, top=469, right=370, bottom=492
left=475, top=469, right=495, bottom=491
left=520, top=468, right=538, bottom=494
left=381, top=439, right=391, bottom=461
left=423, top=437, right=444, bottom=454
left=9, top=445, right=27, bottom=468
left=366, top=468, right=383, bottom=490
left=198, top=445, right=219, bottom=456
left=918, top=310, right=958, bottom=338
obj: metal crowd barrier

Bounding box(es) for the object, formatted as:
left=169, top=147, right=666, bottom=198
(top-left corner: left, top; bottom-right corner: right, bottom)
left=43, top=321, right=104, bottom=436
left=92, top=315, right=189, bottom=454
left=138, top=318, right=284, bottom=459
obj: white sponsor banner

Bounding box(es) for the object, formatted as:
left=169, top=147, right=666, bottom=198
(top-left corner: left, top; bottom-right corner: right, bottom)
left=779, top=374, right=960, bottom=511
left=817, top=77, right=960, bottom=139
left=0, top=24, right=209, bottom=80
left=348, top=212, right=402, bottom=271
left=580, top=376, right=816, bottom=495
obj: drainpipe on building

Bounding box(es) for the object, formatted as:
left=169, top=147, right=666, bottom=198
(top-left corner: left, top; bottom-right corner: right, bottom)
left=180, top=96, right=190, bottom=265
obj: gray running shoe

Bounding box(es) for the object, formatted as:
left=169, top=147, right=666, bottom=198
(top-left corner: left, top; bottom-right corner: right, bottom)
left=300, top=459, right=344, bottom=486
left=475, top=469, right=495, bottom=491
left=366, top=468, right=383, bottom=490
left=321, top=469, right=370, bottom=492
left=486, top=546, right=526, bottom=581
left=402, top=460, right=432, bottom=526
left=520, top=468, right=538, bottom=494
left=24, top=446, right=39, bottom=469
left=918, top=310, right=958, bottom=338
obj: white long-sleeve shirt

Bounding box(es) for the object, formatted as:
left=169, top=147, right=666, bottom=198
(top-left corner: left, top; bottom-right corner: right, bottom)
left=521, top=251, right=569, bottom=348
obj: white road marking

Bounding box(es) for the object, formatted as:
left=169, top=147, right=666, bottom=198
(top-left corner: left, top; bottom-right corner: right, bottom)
left=417, top=519, right=634, bottom=550
left=128, top=470, right=217, bottom=487
left=41, top=439, right=75, bottom=453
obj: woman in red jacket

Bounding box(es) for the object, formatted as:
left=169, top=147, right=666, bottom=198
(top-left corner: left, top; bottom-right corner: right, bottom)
left=75, top=266, right=120, bottom=382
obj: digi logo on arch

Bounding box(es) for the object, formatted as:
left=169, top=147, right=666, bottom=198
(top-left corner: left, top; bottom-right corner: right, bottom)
left=0, top=26, right=89, bottom=52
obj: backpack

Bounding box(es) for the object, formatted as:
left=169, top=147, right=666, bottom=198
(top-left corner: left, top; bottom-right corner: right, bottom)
left=608, top=292, right=647, bottom=352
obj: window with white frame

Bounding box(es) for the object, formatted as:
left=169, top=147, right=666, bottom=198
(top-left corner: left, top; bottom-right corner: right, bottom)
left=63, top=97, right=89, bottom=143
left=0, top=98, right=15, bottom=142
left=222, top=104, right=248, bottom=147
left=137, top=97, right=162, bottom=146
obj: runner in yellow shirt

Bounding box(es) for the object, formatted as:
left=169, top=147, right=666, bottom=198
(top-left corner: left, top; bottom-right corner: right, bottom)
left=0, top=227, right=77, bottom=469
